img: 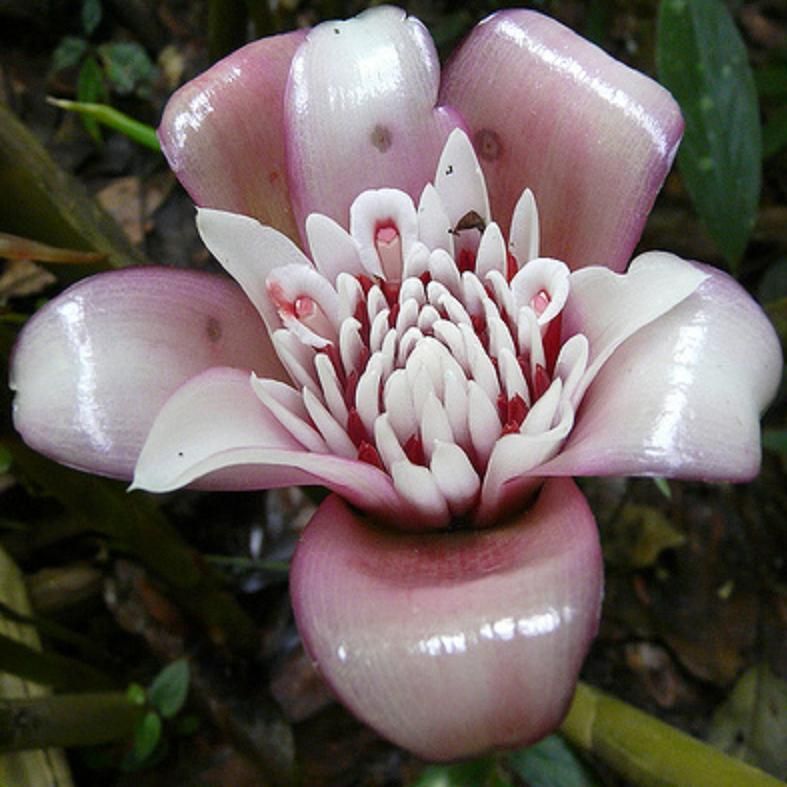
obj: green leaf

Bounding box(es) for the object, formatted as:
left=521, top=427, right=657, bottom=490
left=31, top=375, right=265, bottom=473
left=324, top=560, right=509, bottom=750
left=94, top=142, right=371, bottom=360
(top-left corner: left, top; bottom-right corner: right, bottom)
left=763, top=105, right=787, bottom=159
left=98, top=42, right=157, bottom=97
left=81, top=0, right=102, bottom=36
left=506, top=735, right=602, bottom=787
left=707, top=664, right=787, bottom=780
left=412, top=758, right=510, bottom=787
left=51, top=36, right=88, bottom=73
left=76, top=56, right=105, bottom=142
left=148, top=659, right=190, bottom=719
left=657, top=0, right=762, bottom=272
left=123, top=711, right=161, bottom=770
left=126, top=683, right=147, bottom=706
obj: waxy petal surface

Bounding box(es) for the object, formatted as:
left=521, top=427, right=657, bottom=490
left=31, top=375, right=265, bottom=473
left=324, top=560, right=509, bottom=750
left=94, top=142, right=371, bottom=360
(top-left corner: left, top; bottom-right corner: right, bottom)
left=292, top=479, right=603, bottom=761
left=541, top=265, right=783, bottom=480
left=158, top=31, right=306, bottom=240
left=133, top=368, right=406, bottom=519
left=10, top=268, right=281, bottom=479
left=440, top=10, right=683, bottom=271
left=285, top=6, right=462, bottom=237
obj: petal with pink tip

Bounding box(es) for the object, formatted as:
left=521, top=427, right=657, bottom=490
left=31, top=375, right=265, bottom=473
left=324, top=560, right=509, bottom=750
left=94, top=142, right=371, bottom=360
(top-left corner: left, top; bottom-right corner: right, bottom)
left=291, top=479, right=603, bottom=760
left=541, top=264, right=783, bottom=481
left=158, top=31, right=306, bottom=241
left=285, top=6, right=463, bottom=236
left=10, top=268, right=283, bottom=480
left=196, top=208, right=312, bottom=334
left=440, top=10, right=683, bottom=271
left=132, top=367, right=406, bottom=519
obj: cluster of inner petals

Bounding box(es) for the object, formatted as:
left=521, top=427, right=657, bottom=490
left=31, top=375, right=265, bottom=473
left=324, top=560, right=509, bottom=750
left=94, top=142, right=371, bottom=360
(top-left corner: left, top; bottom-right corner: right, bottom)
left=258, top=139, right=586, bottom=528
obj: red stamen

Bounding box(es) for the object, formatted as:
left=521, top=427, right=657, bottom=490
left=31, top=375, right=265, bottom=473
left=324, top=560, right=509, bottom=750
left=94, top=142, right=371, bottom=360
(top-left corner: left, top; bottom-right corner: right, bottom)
left=458, top=248, right=476, bottom=274
left=542, top=314, right=563, bottom=374
left=388, top=301, right=400, bottom=329
left=357, top=441, right=384, bottom=469
left=532, top=364, right=551, bottom=401
left=357, top=274, right=374, bottom=295
left=381, top=279, right=400, bottom=306
left=347, top=408, right=368, bottom=447
left=501, top=393, right=529, bottom=435
left=404, top=433, right=426, bottom=466
left=506, top=251, right=518, bottom=282
left=344, top=369, right=359, bottom=409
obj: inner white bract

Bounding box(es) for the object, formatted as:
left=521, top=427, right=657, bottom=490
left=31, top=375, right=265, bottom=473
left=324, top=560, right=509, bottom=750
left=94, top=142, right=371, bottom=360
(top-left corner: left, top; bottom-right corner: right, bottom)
left=258, top=131, right=588, bottom=528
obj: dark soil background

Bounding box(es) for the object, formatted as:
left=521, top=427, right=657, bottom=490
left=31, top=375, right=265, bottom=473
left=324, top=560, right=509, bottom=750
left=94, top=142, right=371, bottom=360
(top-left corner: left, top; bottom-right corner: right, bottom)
left=0, top=1, right=785, bottom=785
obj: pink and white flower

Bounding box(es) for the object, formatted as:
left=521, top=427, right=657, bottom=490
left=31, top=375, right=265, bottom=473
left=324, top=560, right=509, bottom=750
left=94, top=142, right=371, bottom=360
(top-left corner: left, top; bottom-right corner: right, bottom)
left=10, top=7, right=781, bottom=761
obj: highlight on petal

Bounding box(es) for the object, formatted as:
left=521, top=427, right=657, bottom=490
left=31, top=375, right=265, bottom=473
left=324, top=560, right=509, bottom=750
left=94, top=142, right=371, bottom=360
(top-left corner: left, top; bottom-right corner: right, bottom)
left=440, top=10, right=683, bottom=271
left=291, top=479, right=603, bottom=761
left=133, top=368, right=407, bottom=519
left=158, top=30, right=306, bottom=241
left=10, top=268, right=282, bottom=480
left=285, top=5, right=463, bottom=238
left=541, top=264, right=783, bottom=481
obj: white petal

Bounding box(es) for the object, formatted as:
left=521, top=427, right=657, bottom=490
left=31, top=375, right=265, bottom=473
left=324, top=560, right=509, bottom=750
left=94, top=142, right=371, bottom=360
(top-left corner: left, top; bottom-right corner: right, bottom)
left=521, top=378, right=563, bottom=435
left=510, top=257, right=570, bottom=327
left=434, top=129, right=491, bottom=226
left=475, top=222, right=507, bottom=279
left=306, top=213, right=365, bottom=282
left=430, top=440, right=481, bottom=516
left=509, top=188, right=540, bottom=267
left=271, top=330, right=320, bottom=394
left=314, top=351, right=349, bottom=424
left=303, top=387, right=356, bottom=458
left=196, top=208, right=310, bottom=333
left=467, top=380, right=501, bottom=466
left=420, top=393, right=454, bottom=459
left=417, top=182, right=453, bottom=254
left=391, top=461, right=450, bottom=528
left=251, top=377, right=328, bottom=452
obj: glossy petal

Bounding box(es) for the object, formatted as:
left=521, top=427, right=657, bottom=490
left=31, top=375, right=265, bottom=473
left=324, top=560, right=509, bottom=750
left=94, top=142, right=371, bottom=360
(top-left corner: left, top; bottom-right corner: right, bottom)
left=10, top=268, right=281, bottom=480
left=440, top=10, right=683, bottom=271
left=291, top=479, right=603, bottom=760
left=541, top=265, right=783, bottom=480
left=158, top=31, right=306, bottom=240
left=133, top=368, right=407, bottom=519
left=285, top=5, right=462, bottom=237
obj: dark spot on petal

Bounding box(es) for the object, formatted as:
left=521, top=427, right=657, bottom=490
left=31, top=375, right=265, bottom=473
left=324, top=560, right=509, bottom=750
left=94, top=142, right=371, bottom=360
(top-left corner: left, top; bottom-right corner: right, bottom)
left=206, top=316, right=222, bottom=343
left=178, top=451, right=184, bottom=457
left=445, top=164, right=454, bottom=175
left=474, top=128, right=503, bottom=162
left=333, top=27, right=340, bottom=34
left=370, top=124, right=392, bottom=153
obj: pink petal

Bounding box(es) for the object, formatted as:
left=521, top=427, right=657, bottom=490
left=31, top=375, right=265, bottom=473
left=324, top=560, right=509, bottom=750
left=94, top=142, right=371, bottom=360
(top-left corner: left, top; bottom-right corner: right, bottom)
left=133, top=367, right=406, bottom=519
left=10, top=268, right=282, bottom=480
left=285, top=6, right=463, bottom=237
left=158, top=30, right=306, bottom=241
left=541, top=264, right=783, bottom=480
left=440, top=10, right=683, bottom=271
left=292, top=479, right=603, bottom=760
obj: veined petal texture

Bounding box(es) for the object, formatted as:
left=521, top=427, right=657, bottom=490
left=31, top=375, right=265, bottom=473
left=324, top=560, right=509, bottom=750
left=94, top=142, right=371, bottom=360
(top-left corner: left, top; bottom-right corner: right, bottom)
left=292, top=479, right=603, bottom=760
left=10, top=268, right=281, bottom=479
left=440, top=10, right=683, bottom=271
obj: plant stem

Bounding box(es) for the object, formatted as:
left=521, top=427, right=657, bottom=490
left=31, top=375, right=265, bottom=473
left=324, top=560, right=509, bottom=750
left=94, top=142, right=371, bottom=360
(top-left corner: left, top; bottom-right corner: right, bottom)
left=0, top=694, right=143, bottom=752
left=561, top=682, right=782, bottom=786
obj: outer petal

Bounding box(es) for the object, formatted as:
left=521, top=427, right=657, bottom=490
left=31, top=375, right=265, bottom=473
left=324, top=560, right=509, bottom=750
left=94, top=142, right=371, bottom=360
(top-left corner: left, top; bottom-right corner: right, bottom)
left=291, top=480, right=603, bottom=761
left=285, top=6, right=463, bottom=237
left=440, top=10, right=683, bottom=271
left=10, top=268, right=282, bottom=480
left=541, top=264, right=783, bottom=480
left=133, top=367, right=408, bottom=521
left=158, top=31, right=306, bottom=241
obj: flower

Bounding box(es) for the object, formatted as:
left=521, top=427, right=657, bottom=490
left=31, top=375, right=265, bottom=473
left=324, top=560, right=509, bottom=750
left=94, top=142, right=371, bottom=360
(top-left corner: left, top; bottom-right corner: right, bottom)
left=10, top=6, right=781, bottom=761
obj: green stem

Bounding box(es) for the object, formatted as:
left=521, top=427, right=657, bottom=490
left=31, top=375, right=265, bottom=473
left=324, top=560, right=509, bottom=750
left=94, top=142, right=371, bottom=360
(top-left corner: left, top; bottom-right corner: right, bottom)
left=561, top=682, right=782, bottom=787
left=0, top=693, right=143, bottom=752
left=45, top=99, right=160, bottom=152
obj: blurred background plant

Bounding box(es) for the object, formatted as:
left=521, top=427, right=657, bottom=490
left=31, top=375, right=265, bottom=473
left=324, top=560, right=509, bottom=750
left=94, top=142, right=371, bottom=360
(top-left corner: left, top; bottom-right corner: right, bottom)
left=0, top=0, right=785, bottom=785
